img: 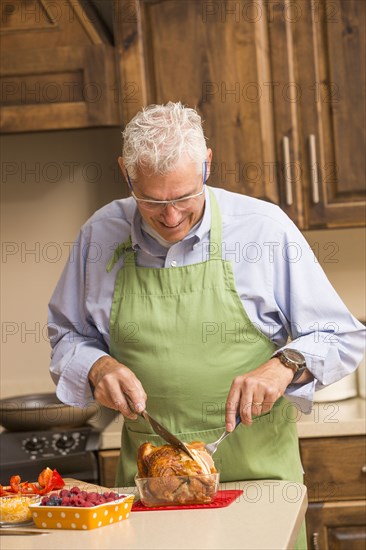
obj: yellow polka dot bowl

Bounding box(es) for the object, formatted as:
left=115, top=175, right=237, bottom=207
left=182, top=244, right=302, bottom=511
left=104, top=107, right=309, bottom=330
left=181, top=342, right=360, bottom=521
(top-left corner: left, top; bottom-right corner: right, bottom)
left=29, top=494, right=135, bottom=530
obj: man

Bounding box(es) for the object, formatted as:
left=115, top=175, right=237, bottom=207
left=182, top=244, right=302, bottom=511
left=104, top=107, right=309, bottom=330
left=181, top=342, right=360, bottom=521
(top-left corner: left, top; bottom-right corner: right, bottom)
left=48, top=103, right=364, bottom=545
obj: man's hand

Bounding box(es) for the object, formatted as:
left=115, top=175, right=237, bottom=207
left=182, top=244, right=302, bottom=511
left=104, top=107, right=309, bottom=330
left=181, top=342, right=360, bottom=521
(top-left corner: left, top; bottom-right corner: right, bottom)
left=225, top=357, right=308, bottom=430
left=88, top=356, right=147, bottom=420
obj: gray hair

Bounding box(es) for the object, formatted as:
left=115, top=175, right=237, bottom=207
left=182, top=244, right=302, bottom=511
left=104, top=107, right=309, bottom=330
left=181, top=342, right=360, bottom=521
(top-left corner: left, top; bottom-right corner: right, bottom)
left=122, top=102, right=208, bottom=179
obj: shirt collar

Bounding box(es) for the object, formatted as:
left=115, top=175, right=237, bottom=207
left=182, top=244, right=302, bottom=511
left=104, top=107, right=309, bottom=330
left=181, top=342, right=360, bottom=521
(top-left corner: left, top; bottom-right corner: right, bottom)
left=130, top=186, right=212, bottom=254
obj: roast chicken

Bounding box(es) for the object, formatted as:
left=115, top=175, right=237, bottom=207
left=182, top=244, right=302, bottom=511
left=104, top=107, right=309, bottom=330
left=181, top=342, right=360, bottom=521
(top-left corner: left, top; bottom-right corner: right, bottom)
left=137, top=441, right=218, bottom=504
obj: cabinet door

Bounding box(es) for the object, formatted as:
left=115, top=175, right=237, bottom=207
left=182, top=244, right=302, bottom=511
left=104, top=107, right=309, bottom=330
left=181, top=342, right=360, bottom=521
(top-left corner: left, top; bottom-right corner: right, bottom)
left=293, top=0, right=366, bottom=228
left=306, top=501, right=366, bottom=550
left=0, top=0, right=119, bottom=132
left=267, top=0, right=305, bottom=226
left=98, top=450, right=120, bottom=488
left=300, top=436, right=366, bottom=502
left=115, top=0, right=280, bottom=202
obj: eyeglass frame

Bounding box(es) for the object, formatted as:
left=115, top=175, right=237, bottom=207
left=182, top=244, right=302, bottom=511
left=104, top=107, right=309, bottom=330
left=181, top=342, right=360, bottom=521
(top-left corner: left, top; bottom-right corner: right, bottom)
left=125, top=161, right=208, bottom=210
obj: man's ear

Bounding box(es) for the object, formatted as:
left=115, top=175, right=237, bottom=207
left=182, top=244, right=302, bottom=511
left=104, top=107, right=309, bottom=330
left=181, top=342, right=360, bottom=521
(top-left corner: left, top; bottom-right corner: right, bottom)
left=118, top=156, right=128, bottom=180
left=206, top=148, right=213, bottom=180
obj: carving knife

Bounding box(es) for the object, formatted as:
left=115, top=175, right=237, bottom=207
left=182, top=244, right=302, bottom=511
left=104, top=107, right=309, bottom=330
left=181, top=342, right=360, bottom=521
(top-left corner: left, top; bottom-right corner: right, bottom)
left=141, top=410, right=196, bottom=461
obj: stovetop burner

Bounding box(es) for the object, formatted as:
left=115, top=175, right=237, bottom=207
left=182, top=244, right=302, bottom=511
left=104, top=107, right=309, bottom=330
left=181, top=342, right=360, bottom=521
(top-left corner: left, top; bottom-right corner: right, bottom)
left=1, top=425, right=100, bottom=460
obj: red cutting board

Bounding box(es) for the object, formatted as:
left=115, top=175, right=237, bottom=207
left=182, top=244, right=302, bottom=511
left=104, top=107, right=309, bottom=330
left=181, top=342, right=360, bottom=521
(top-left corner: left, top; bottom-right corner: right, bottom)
left=132, top=489, right=243, bottom=511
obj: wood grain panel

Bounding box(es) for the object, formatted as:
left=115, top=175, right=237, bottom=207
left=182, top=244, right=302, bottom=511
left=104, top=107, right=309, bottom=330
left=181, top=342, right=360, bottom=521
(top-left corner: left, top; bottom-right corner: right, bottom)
left=292, top=0, right=366, bottom=227
left=300, top=436, right=366, bottom=502
left=98, top=450, right=120, bottom=488
left=306, top=501, right=366, bottom=550
left=267, top=0, right=304, bottom=226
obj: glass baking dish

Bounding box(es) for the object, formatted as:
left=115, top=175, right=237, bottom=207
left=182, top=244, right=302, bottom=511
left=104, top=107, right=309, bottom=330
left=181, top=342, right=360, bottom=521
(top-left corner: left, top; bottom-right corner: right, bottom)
left=135, top=473, right=220, bottom=507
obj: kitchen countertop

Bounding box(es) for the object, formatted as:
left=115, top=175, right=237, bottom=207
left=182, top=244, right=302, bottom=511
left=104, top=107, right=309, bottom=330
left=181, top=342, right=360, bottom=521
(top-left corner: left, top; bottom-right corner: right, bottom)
left=296, top=396, right=365, bottom=438
left=0, top=480, right=307, bottom=550
left=98, top=397, right=366, bottom=449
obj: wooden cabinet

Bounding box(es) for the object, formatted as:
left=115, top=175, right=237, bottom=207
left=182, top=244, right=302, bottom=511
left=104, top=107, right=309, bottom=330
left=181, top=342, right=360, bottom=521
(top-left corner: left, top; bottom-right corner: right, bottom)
left=306, top=502, right=366, bottom=550
left=114, top=0, right=365, bottom=229
left=300, top=436, right=366, bottom=549
left=269, top=0, right=366, bottom=228
left=0, top=0, right=119, bottom=132
left=98, top=449, right=120, bottom=488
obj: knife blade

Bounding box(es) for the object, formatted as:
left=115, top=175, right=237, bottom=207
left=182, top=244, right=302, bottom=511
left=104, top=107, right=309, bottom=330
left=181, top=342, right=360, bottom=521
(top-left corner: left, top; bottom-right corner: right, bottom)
left=0, top=529, right=50, bottom=536
left=141, top=410, right=196, bottom=461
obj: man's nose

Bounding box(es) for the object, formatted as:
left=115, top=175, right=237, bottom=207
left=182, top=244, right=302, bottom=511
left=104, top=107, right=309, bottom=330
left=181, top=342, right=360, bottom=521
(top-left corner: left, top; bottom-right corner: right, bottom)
left=161, top=202, right=181, bottom=222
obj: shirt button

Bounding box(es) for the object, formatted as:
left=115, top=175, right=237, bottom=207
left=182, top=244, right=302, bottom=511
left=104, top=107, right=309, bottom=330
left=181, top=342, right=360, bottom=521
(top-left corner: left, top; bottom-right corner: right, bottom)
left=170, top=260, right=177, bottom=267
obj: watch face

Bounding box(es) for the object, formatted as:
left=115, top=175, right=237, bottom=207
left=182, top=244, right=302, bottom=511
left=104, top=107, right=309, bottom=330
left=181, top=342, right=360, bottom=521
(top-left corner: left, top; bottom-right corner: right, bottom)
left=284, top=349, right=305, bottom=365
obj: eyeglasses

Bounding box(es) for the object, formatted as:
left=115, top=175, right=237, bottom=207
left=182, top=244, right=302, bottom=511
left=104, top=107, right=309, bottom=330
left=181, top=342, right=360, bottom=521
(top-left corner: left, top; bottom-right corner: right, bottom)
left=126, top=162, right=207, bottom=212
left=130, top=187, right=205, bottom=212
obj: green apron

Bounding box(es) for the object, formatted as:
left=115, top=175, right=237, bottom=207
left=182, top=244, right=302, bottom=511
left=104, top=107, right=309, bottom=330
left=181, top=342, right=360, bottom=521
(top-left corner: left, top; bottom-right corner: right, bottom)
left=107, top=188, right=307, bottom=548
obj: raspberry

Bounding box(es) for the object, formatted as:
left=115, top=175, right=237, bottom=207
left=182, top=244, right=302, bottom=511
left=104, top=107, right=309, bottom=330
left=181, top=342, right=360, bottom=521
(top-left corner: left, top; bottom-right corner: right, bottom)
left=39, top=487, right=123, bottom=507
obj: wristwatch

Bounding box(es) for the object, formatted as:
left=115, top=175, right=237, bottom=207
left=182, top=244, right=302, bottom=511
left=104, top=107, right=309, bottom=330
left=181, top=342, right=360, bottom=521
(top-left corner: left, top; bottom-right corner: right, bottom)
left=274, top=349, right=307, bottom=383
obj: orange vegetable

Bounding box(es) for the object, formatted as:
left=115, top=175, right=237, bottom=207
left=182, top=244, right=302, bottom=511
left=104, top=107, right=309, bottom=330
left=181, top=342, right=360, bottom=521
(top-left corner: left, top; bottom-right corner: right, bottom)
left=0, top=468, right=65, bottom=496
left=37, top=468, right=65, bottom=495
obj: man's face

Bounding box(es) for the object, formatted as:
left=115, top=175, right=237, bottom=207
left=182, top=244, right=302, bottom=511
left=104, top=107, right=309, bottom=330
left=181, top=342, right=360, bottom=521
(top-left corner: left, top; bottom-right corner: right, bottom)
left=120, top=152, right=211, bottom=243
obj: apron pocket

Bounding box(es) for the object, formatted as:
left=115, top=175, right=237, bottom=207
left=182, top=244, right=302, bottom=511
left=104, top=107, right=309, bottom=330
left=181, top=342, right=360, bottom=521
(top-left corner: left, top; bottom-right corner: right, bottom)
left=126, top=424, right=228, bottom=450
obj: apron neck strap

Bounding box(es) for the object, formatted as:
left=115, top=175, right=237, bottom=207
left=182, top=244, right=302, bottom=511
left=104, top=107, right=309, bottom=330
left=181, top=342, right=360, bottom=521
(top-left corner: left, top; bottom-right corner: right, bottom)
left=106, top=236, right=135, bottom=272
left=106, top=188, right=222, bottom=271
left=207, top=187, right=222, bottom=260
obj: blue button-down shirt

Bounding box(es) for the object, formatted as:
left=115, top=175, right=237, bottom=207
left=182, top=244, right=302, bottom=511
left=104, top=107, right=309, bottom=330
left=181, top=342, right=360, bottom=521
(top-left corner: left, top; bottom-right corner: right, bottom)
left=48, top=187, right=365, bottom=412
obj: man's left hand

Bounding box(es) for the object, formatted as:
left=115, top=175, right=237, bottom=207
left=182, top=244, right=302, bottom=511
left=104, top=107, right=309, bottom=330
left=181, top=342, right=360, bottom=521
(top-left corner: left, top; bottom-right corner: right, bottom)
left=225, top=358, right=299, bottom=430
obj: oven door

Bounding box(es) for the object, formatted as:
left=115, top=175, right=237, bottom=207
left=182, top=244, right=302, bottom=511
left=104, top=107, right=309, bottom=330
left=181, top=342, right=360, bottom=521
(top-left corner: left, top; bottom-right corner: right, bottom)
left=0, top=451, right=99, bottom=485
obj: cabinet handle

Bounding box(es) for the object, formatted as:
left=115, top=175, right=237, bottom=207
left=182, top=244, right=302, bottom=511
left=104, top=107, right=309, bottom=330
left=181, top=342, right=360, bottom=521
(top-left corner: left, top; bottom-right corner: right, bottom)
left=362, top=465, right=366, bottom=473
left=282, top=136, right=293, bottom=206
left=312, top=532, right=320, bottom=550
left=309, top=134, right=320, bottom=204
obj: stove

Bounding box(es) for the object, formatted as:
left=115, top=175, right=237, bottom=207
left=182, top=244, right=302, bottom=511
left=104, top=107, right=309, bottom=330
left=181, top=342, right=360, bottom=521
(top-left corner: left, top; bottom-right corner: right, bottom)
left=0, top=426, right=100, bottom=485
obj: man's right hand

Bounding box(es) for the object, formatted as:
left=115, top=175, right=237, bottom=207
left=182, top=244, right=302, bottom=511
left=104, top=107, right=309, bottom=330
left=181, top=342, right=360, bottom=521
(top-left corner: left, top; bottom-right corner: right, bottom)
left=88, top=356, right=147, bottom=420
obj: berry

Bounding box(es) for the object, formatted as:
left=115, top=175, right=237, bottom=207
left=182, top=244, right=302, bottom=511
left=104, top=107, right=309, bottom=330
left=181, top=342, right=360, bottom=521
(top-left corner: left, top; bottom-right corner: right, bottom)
left=39, top=487, right=123, bottom=507
left=46, top=496, right=62, bottom=506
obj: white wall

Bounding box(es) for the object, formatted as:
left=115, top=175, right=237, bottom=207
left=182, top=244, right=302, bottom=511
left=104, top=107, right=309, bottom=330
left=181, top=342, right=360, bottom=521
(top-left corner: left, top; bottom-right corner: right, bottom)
left=1, top=129, right=365, bottom=398
left=303, top=228, right=365, bottom=322
left=1, top=128, right=126, bottom=397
